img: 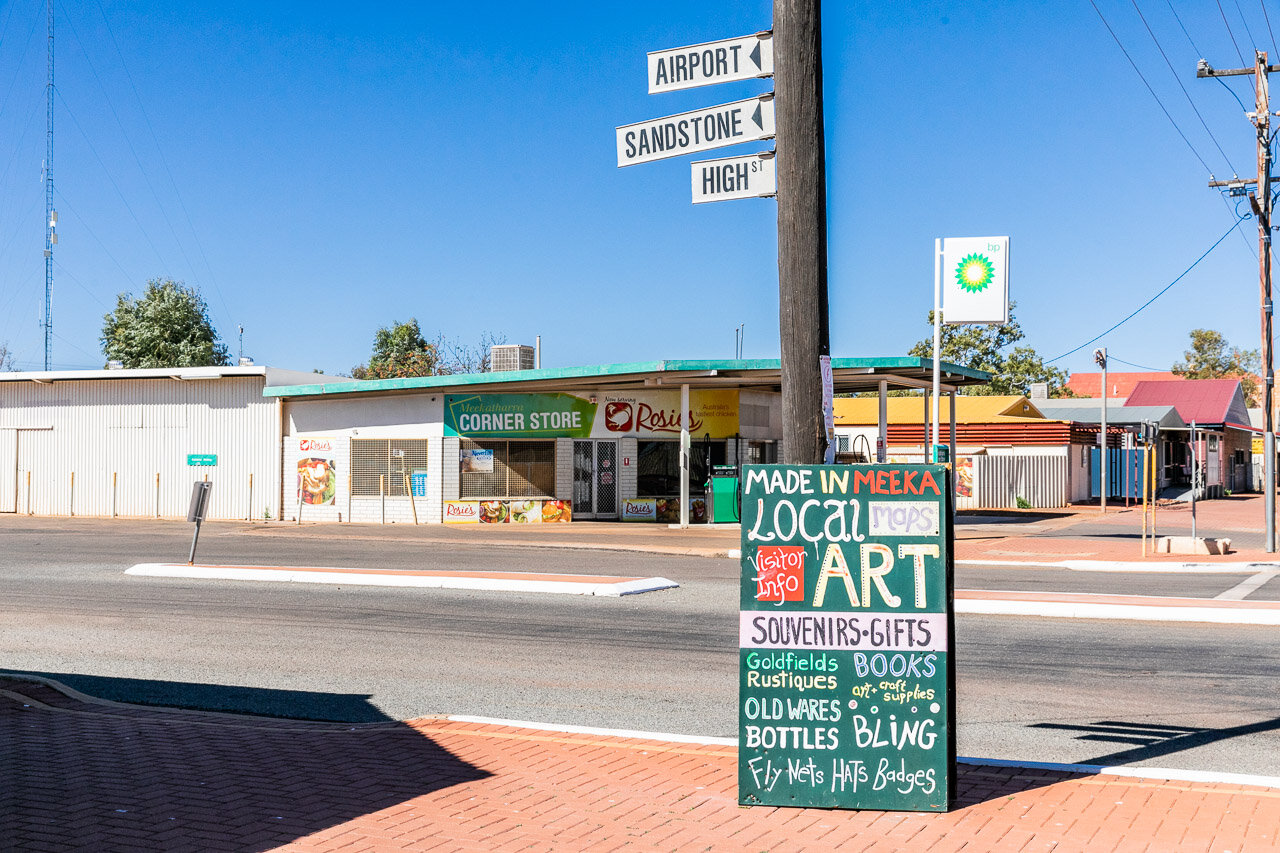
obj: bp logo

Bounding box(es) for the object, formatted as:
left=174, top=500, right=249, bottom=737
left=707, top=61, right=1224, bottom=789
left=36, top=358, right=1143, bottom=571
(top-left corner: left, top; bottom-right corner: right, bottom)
left=955, top=253, right=995, bottom=293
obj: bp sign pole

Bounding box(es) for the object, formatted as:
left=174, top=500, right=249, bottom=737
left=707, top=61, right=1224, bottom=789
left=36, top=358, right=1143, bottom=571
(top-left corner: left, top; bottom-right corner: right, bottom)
left=774, top=0, right=830, bottom=465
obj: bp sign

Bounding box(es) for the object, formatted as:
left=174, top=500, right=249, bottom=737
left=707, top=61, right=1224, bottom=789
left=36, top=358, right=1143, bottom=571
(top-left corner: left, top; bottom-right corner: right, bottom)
left=738, top=464, right=956, bottom=811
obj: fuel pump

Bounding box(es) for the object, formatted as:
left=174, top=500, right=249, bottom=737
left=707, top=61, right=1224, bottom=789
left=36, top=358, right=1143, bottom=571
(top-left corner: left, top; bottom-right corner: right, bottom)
left=707, top=433, right=741, bottom=524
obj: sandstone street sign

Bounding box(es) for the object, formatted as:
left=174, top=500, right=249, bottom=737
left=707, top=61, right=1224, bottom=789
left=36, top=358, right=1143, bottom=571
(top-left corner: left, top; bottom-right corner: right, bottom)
left=616, top=96, right=775, bottom=167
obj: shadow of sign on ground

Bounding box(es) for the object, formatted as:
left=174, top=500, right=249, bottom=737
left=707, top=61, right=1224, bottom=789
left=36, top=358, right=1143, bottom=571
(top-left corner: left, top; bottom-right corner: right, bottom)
left=1030, top=716, right=1280, bottom=767
left=0, top=674, right=490, bottom=852
left=8, top=669, right=394, bottom=722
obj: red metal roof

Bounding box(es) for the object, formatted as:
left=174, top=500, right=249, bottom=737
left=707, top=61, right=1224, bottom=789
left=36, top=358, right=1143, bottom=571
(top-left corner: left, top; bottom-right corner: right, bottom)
left=1065, top=371, right=1180, bottom=399
left=1124, top=379, right=1244, bottom=425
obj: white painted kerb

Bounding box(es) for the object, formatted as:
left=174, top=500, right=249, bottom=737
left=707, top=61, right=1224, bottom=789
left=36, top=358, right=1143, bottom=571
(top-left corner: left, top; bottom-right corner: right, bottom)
left=126, top=564, right=678, bottom=597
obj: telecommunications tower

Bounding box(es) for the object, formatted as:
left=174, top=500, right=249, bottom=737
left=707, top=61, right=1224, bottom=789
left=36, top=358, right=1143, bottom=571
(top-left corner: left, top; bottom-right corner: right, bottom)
left=42, top=0, right=55, bottom=370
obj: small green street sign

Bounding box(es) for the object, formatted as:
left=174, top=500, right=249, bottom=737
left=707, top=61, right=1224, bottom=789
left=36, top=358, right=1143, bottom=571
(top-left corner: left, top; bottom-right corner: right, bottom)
left=187, top=454, right=218, bottom=467
left=738, top=464, right=956, bottom=812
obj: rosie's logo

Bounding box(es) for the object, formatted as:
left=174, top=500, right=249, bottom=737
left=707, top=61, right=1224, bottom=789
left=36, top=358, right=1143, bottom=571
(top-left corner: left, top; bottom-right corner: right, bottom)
left=602, top=401, right=703, bottom=434
left=604, top=402, right=634, bottom=432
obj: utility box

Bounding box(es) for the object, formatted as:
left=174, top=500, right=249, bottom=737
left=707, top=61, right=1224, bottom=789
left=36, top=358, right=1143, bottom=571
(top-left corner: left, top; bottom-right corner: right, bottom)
left=707, top=465, right=740, bottom=523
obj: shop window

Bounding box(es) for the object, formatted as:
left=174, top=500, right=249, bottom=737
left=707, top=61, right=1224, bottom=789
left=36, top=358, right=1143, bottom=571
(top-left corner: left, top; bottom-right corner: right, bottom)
left=351, top=439, right=428, bottom=497
left=459, top=440, right=555, bottom=498
left=635, top=439, right=729, bottom=497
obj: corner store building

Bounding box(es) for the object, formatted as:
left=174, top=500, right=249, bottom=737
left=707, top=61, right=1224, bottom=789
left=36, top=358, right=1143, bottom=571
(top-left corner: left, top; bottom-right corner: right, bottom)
left=0, top=358, right=987, bottom=523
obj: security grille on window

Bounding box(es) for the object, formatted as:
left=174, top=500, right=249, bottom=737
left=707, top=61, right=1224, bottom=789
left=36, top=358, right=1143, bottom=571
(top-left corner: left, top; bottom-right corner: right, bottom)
left=350, top=439, right=428, bottom=496
left=459, top=440, right=555, bottom=498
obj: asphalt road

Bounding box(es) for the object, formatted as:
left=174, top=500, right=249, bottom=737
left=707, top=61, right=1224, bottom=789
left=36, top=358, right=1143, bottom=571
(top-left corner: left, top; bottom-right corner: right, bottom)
left=1, top=517, right=1277, bottom=777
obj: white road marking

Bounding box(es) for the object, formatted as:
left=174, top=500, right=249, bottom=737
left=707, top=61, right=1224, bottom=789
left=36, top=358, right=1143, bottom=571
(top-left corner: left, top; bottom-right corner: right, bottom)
left=125, top=563, right=678, bottom=596
left=1215, top=569, right=1279, bottom=600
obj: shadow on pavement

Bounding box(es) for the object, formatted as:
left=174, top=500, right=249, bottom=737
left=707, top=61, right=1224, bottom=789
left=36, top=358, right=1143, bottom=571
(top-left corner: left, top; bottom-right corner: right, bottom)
left=0, top=673, right=489, bottom=852
left=7, top=669, right=392, bottom=722
left=953, top=762, right=1093, bottom=807
left=1029, top=716, right=1280, bottom=766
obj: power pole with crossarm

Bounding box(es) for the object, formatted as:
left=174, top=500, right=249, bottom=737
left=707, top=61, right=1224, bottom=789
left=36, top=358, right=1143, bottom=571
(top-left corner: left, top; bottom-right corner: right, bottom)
left=1198, top=51, right=1277, bottom=553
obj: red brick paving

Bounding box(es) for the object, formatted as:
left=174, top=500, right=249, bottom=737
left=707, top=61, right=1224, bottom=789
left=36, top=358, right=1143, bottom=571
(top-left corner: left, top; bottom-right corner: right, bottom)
left=2, top=677, right=1276, bottom=852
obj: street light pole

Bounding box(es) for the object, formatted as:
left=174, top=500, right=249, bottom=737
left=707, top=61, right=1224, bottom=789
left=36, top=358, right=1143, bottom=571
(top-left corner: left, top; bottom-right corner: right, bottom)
left=1095, top=347, right=1107, bottom=513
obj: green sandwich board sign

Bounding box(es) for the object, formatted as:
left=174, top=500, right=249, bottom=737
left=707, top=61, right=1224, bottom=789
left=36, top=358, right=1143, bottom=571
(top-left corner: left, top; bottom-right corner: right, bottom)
left=738, top=464, right=956, bottom=811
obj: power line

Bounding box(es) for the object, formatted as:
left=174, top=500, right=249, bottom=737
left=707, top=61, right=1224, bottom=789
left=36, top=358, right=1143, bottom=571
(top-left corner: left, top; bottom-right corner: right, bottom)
left=1108, top=354, right=1165, bottom=371
left=1132, top=0, right=1237, bottom=174
left=1217, top=0, right=1248, bottom=66
left=1089, top=0, right=1216, bottom=175
left=1165, top=0, right=1203, bottom=54
left=1261, top=0, right=1280, bottom=58
left=1231, top=0, right=1260, bottom=54
left=1047, top=214, right=1247, bottom=363
left=1167, top=1, right=1252, bottom=113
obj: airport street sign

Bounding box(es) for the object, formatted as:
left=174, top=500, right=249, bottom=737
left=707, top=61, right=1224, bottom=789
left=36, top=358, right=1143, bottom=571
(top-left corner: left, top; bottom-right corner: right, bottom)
left=648, top=32, right=774, bottom=94
left=691, top=152, right=776, bottom=203
left=616, top=95, right=775, bottom=167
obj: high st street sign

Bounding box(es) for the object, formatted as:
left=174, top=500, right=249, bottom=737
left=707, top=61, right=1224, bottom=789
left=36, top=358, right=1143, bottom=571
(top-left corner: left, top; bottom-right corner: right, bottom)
left=691, top=152, right=776, bottom=203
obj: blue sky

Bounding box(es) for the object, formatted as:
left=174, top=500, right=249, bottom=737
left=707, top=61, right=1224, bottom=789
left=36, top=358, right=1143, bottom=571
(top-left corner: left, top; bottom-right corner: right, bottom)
left=0, top=0, right=1272, bottom=377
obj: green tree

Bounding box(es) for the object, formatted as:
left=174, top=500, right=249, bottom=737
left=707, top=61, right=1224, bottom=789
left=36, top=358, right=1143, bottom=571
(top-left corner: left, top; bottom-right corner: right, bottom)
left=1172, top=328, right=1260, bottom=406
left=906, top=302, right=1071, bottom=396
left=351, top=318, right=442, bottom=379
left=100, top=278, right=229, bottom=368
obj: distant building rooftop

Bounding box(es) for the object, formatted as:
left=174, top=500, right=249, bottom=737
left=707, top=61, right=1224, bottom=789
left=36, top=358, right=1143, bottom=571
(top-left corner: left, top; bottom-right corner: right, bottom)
left=1065, top=371, right=1179, bottom=399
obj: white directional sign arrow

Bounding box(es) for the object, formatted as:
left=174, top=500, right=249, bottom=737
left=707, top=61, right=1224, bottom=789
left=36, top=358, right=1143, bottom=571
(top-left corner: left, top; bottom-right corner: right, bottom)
left=647, top=32, right=774, bottom=94
left=616, top=95, right=775, bottom=167
left=691, top=152, right=776, bottom=204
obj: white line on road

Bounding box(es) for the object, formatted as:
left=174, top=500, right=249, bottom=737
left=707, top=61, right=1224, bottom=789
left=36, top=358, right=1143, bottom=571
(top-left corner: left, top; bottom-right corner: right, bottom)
left=955, top=597, right=1280, bottom=625
left=1215, top=569, right=1279, bottom=600
left=124, top=563, right=678, bottom=596
left=957, top=559, right=1275, bottom=574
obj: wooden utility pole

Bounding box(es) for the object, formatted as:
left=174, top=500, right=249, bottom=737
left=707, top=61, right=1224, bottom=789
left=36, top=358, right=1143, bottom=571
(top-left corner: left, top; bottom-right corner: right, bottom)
left=774, top=0, right=830, bottom=464
left=1199, top=52, right=1277, bottom=552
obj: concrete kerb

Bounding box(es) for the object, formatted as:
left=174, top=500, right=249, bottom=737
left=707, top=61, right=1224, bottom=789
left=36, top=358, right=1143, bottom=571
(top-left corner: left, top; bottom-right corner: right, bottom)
left=125, top=563, right=679, bottom=596
left=448, top=714, right=1280, bottom=791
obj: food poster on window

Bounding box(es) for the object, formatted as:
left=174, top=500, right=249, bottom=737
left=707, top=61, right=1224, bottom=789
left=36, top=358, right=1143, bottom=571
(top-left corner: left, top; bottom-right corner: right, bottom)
left=444, top=499, right=571, bottom=524
left=738, top=465, right=955, bottom=812
left=954, top=457, right=973, bottom=499
left=296, top=438, right=339, bottom=506
left=444, top=390, right=739, bottom=439
left=622, top=498, right=658, bottom=521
